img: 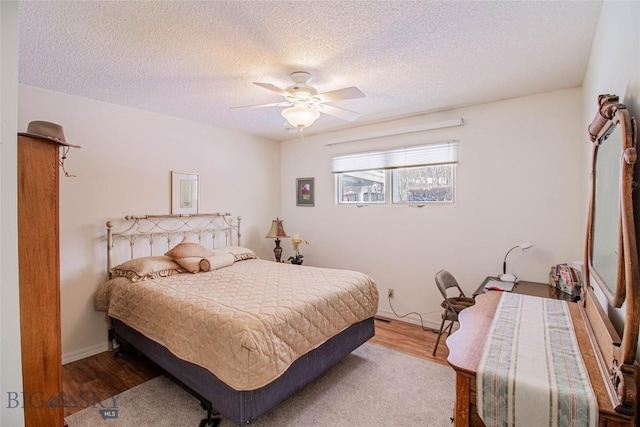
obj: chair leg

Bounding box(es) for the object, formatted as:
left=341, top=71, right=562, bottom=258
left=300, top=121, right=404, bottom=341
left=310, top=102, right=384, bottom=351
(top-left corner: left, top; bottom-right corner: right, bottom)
left=445, top=320, right=455, bottom=336
left=432, top=317, right=447, bottom=356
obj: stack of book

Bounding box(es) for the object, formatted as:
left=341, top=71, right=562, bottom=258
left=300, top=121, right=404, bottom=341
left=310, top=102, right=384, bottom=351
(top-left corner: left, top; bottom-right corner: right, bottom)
left=549, top=264, right=581, bottom=296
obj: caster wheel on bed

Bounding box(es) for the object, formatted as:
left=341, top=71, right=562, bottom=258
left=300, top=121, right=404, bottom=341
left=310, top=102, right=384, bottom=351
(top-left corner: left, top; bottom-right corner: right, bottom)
left=199, top=405, right=221, bottom=427
left=199, top=418, right=220, bottom=427
left=113, top=348, right=130, bottom=359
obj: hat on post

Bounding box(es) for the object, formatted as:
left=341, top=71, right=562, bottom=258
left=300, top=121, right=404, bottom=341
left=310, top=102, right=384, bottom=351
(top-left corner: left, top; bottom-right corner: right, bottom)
left=18, top=121, right=80, bottom=148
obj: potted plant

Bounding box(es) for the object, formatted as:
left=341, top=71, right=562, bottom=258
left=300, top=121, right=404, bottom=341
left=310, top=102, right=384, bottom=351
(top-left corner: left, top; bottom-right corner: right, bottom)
left=288, top=234, right=309, bottom=265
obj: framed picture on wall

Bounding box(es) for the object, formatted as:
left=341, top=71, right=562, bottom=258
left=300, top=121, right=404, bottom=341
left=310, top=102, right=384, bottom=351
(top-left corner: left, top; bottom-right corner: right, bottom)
left=296, top=177, right=315, bottom=207
left=171, top=171, right=200, bottom=214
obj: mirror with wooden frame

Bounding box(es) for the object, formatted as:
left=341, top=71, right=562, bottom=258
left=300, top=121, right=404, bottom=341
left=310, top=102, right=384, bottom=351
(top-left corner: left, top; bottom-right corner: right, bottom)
left=586, top=94, right=638, bottom=309
left=585, top=95, right=640, bottom=417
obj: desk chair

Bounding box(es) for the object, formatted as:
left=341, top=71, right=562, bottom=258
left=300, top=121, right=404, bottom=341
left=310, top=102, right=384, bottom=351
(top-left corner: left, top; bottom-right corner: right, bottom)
left=433, top=270, right=475, bottom=356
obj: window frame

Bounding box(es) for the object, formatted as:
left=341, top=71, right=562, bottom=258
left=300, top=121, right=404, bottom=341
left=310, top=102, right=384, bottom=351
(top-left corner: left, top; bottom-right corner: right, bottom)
left=390, top=163, right=456, bottom=205
left=333, top=141, right=458, bottom=207
left=336, top=170, right=389, bottom=205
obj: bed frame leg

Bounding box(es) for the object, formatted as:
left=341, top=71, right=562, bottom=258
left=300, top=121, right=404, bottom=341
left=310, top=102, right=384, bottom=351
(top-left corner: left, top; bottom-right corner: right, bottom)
left=198, top=402, right=221, bottom=427
left=109, top=329, right=133, bottom=359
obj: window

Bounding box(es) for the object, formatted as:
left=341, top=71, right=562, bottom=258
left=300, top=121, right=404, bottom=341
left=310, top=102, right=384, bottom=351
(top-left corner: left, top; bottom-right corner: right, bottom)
left=333, top=141, right=458, bottom=205
left=337, top=170, right=386, bottom=204
left=392, top=164, right=455, bottom=203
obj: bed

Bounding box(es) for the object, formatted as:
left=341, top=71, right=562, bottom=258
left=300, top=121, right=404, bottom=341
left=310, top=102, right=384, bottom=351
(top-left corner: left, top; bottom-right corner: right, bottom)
left=94, top=213, right=379, bottom=426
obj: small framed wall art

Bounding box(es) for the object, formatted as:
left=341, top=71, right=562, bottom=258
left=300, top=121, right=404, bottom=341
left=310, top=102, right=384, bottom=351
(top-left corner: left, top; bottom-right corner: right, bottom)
left=296, top=177, right=314, bottom=207
left=171, top=171, right=200, bottom=214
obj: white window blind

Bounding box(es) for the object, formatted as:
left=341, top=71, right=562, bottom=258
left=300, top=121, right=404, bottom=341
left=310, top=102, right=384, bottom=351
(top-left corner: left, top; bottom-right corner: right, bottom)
left=331, top=141, right=458, bottom=173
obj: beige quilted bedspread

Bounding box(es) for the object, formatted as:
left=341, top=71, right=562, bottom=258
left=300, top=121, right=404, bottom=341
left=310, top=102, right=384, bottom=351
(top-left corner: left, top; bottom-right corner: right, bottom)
left=97, top=259, right=378, bottom=390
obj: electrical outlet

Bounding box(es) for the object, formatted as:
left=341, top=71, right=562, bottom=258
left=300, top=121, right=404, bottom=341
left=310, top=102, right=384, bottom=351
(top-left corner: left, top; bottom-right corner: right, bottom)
left=388, top=288, right=394, bottom=298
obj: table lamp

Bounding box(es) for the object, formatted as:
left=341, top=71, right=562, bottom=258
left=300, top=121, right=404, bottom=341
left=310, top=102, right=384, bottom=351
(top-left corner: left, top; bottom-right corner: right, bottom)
left=500, top=241, right=534, bottom=282
left=266, top=217, right=288, bottom=262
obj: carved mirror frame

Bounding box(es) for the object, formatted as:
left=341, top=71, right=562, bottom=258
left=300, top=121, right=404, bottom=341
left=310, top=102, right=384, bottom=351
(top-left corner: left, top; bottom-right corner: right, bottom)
left=584, top=95, right=639, bottom=415
left=586, top=94, right=638, bottom=310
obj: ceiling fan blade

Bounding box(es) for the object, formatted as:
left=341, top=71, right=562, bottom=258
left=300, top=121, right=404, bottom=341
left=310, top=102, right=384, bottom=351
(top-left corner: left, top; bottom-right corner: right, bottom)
left=253, top=82, right=289, bottom=96
left=231, top=102, right=290, bottom=109
left=316, top=86, right=365, bottom=103
left=320, top=104, right=362, bottom=122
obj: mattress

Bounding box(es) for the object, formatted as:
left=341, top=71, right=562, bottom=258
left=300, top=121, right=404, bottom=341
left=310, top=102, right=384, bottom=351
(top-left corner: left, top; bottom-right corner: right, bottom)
left=96, top=259, right=378, bottom=390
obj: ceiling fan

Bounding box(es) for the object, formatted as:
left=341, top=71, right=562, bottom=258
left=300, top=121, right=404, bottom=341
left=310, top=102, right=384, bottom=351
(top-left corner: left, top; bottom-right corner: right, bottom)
left=234, top=71, right=365, bottom=130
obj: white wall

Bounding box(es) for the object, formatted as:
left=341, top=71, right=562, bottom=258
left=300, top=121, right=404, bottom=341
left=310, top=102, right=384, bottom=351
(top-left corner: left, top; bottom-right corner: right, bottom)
left=18, top=85, right=281, bottom=361
left=8, top=0, right=635, bottom=387
left=581, top=1, right=640, bottom=351
left=1, top=2, right=25, bottom=426
left=280, top=88, right=586, bottom=328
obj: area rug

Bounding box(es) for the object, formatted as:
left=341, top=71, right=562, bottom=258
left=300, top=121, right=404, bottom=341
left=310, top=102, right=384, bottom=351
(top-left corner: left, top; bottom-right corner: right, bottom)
left=65, top=343, right=455, bottom=427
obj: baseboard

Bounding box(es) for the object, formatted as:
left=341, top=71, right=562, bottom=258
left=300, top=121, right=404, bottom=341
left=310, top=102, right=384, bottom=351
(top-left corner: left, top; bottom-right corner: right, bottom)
left=375, top=309, right=442, bottom=331
left=62, top=342, right=109, bottom=365
left=64, top=313, right=446, bottom=364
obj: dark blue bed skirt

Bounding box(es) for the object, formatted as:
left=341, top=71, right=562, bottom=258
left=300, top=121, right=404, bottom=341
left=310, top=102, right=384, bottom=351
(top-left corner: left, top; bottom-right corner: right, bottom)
left=111, top=317, right=375, bottom=425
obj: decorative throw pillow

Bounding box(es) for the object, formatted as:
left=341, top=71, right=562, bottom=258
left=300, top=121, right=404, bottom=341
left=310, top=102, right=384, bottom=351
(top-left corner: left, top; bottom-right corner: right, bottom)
left=165, top=236, right=215, bottom=273
left=110, top=256, right=185, bottom=282
left=199, top=250, right=236, bottom=272
left=223, top=246, right=258, bottom=261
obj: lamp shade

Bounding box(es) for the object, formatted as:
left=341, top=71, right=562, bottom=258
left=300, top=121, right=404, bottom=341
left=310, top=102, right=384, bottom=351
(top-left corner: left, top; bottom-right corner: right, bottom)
left=266, top=217, right=288, bottom=238
left=519, top=241, right=534, bottom=250
left=281, top=107, right=320, bottom=129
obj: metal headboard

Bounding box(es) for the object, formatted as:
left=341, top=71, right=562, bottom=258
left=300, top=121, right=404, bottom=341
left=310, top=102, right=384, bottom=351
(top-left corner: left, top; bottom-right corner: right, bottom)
left=106, top=213, right=242, bottom=274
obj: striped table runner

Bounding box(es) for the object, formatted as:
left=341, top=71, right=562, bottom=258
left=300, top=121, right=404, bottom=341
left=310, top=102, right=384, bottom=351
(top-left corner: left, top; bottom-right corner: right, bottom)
left=477, top=293, right=598, bottom=427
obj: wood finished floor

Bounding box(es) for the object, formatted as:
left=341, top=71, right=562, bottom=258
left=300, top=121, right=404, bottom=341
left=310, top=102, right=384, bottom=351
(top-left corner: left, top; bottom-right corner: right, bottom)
left=62, top=318, right=451, bottom=417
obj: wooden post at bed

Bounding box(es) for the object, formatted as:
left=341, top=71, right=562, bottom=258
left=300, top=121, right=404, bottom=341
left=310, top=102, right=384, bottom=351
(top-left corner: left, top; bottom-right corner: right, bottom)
left=18, top=134, right=79, bottom=427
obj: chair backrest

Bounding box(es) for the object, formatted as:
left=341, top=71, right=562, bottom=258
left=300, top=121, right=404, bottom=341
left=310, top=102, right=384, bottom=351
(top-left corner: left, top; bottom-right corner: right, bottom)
left=435, top=269, right=466, bottom=299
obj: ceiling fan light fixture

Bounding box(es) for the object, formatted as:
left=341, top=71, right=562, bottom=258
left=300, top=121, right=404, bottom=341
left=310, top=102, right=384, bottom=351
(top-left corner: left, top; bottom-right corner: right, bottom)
left=281, top=106, right=320, bottom=129
left=237, top=71, right=365, bottom=131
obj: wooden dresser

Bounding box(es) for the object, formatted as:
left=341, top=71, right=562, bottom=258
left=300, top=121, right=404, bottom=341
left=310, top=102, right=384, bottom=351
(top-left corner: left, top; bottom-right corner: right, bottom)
left=446, top=291, right=635, bottom=427
left=446, top=94, right=639, bottom=427
left=17, top=134, right=65, bottom=426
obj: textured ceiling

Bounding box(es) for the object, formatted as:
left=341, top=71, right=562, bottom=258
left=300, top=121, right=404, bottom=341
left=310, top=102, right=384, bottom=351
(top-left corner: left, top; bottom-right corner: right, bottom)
left=18, top=1, right=603, bottom=141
